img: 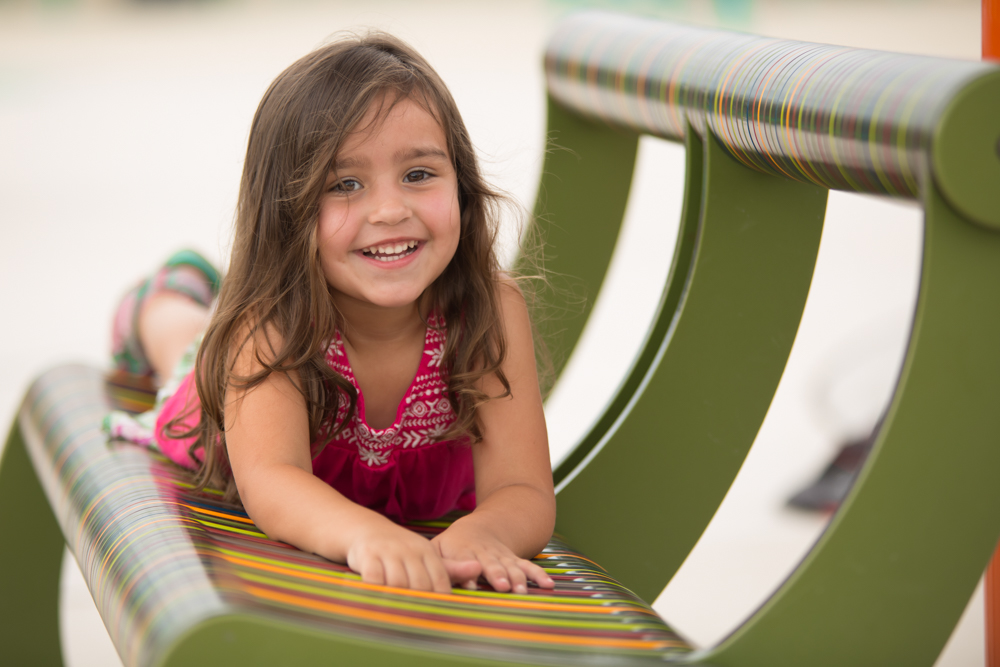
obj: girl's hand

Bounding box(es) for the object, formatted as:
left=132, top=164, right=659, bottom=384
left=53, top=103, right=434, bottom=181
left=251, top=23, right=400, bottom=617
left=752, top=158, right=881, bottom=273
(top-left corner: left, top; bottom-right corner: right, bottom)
left=346, top=519, right=481, bottom=593
left=432, top=520, right=555, bottom=594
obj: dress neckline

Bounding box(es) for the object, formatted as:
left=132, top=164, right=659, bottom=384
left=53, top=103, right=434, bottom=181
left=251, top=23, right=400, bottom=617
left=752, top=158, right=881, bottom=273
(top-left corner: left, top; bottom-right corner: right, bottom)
left=330, top=314, right=441, bottom=435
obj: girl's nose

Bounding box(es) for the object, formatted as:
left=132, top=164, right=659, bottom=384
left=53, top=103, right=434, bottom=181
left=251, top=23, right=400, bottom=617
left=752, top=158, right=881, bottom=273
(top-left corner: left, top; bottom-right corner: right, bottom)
left=367, top=184, right=410, bottom=226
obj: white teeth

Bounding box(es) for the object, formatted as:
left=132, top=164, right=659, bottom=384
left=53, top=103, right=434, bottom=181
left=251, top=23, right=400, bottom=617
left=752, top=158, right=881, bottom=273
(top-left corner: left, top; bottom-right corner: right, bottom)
left=362, top=241, right=419, bottom=258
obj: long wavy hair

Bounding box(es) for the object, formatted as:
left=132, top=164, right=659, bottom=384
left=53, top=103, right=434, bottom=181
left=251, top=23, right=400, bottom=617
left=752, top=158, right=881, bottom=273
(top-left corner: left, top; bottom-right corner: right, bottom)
left=170, top=33, right=511, bottom=500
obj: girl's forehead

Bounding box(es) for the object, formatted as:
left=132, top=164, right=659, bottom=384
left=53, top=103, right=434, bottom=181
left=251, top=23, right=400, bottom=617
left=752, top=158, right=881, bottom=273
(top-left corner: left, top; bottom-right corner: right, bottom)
left=338, top=96, right=449, bottom=159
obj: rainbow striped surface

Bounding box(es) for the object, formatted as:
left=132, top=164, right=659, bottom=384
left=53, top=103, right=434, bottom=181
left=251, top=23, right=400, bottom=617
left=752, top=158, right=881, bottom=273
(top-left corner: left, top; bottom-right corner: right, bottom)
left=18, top=365, right=691, bottom=666
left=545, top=11, right=994, bottom=198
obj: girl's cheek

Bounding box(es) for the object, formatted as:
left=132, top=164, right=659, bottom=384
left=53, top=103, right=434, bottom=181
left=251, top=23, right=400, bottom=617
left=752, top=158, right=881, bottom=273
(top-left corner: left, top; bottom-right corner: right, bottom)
left=317, top=215, right=351, bottom=248
left=435, top=192, right=461, bottom=231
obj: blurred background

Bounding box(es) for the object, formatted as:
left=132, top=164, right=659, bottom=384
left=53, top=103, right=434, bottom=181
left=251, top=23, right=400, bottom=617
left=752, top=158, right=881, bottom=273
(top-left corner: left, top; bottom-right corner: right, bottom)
left=0, top=0, right=984, bottom=664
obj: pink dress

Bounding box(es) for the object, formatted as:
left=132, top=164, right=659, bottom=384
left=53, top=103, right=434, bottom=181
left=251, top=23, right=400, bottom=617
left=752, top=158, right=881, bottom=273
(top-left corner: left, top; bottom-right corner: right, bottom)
left=154, top=315, right=476, bottom=522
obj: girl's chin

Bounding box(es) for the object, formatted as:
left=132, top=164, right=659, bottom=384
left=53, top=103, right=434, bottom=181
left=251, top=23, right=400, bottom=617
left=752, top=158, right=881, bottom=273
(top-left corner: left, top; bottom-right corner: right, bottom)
left=332, top=289, right=427, bottom=311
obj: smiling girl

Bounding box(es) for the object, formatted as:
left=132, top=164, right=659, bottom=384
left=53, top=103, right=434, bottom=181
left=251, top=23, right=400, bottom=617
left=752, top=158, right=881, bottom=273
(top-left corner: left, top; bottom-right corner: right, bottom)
left=105, top=33, right=555, bottom=595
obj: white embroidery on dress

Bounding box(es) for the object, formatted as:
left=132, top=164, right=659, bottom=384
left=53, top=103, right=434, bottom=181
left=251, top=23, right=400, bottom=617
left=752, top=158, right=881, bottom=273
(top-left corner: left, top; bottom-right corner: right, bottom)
left=424, top=343, right=445, bottom=368
left=359, top=446, right=389, bottom=466
left=321, top=319, right=457, bottom=468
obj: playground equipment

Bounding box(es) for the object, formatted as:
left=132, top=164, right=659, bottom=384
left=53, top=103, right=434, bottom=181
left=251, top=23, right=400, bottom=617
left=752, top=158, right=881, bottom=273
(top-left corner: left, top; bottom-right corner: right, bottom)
left=3, top=10, right=999, bottom=666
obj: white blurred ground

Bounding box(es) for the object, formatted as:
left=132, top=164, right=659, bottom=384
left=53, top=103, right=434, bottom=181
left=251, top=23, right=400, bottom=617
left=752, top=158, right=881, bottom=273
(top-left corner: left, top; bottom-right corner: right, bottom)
left=0, top=0, right=985, bottom=665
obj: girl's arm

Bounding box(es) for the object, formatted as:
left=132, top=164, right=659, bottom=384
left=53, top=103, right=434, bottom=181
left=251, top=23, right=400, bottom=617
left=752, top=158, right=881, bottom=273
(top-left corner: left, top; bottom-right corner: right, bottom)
left=224, top=324, right=480, bottom=593
left=431, top=282, right=557, bottom=594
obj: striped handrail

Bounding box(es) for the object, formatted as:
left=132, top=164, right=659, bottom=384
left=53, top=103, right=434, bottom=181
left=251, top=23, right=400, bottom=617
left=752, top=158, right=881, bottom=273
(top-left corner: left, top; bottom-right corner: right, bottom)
left=0, top=365, right=691, bottom=666
left=544, top=11, right=1000, bottom=227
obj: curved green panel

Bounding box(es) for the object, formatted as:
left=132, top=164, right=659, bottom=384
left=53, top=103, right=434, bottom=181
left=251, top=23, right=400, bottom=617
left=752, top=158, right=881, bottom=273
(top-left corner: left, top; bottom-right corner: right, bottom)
left=703, top=184, right=1000, bottom=667
left=554, top=131, right=827, bottom=604
left=524, top=96, right=638, bottom=384
left=553, top=127, right=702, bottom=484
left=161, top=615, right=519, bottom=667
left=0, top=423, right=66, bottom=666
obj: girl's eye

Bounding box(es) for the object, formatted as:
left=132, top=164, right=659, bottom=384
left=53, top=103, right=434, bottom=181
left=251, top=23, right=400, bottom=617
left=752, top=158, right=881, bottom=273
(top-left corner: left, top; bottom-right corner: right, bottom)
left=404, top=169, right=431, bottom=183
left=331, top=178, right=361, bottom=193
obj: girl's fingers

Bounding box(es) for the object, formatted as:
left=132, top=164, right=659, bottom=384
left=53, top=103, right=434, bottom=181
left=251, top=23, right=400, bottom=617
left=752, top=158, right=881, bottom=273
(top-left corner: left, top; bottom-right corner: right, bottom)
left=431, top=534, right=549, bottom=594
left=483, top=556, right=553, bottom=593
left=482, top=556, right=529, bottom=594
left=361, top=558, right=387, bottom=587
left=517, top=558, right=555, bottom=589
left=353, top=544, right=462, bottom=593
left=381, top=558, right=410, bottom=589
left=423, top=554, right=454, bottom=594
left=481, top=558, right=512, bottom=592
left=443, top=558, right=481, bottom=587
left=505, top=559, right=529, bottom=595
left=404, top=558, right=433, bottom=592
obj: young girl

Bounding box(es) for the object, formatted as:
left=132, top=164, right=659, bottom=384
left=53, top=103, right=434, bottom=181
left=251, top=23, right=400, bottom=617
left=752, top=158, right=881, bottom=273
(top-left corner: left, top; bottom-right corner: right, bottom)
left=106, top=32, right=556, bottom=596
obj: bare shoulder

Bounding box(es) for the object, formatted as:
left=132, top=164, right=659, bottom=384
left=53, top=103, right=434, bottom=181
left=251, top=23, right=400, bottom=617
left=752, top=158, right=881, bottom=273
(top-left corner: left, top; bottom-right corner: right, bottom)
left=496, top=271, right=524, bottom=294
left=491, top=273, right=537, bottom=379
left=223, top=314, right=310, bottom=468
left=495, top=273, right=530, bottom=322
left=224, top=315, right=307, bottom=424
left=228, top=315, right=288, bottom=377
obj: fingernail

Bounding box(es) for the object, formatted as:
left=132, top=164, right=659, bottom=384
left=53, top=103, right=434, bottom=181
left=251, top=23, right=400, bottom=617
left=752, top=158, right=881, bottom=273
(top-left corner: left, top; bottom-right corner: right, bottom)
left=514, top=584, right=527, bottom=594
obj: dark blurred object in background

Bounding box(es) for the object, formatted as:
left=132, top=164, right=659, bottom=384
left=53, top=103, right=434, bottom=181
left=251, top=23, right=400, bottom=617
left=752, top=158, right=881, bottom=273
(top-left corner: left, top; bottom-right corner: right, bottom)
left=788, top=425, right=878, bottom=512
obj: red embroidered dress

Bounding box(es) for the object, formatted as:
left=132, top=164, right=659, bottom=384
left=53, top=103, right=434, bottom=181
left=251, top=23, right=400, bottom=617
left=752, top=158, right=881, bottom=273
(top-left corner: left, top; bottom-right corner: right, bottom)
left=153, top=314, right=476, bottom=522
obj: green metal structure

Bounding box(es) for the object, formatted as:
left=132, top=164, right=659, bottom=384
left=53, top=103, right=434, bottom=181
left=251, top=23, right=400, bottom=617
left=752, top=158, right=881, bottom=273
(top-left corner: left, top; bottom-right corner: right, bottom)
left=2, top=10, right=1000, bottom=667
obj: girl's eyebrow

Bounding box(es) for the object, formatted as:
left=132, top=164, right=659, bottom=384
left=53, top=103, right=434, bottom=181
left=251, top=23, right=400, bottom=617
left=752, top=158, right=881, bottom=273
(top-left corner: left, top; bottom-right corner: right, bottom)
left=333, top=155, right=370, bottom=171
left=393, top=146, right=449, bottom=162
left=333, top=147, right=448, bottom=172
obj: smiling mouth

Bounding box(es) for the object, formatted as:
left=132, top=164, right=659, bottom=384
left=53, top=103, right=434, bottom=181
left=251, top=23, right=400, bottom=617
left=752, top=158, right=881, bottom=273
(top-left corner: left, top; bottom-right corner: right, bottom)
left=361, top=240, right=420, bottom=262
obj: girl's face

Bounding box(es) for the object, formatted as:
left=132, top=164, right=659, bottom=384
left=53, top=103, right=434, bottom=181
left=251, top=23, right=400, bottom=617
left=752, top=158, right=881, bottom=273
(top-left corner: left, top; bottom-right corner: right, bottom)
left=317, top=95, right=461, bottom=314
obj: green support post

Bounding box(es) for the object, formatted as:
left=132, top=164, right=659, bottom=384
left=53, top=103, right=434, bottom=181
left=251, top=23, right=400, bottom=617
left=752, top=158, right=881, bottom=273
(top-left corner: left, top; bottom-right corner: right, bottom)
left=555, top=130, right=827, bottom=603
left=553, top=125, right=703, bottom=485
left=524, top=97, right=638, bottom=385
left=702, top=182, right=1000, bottom=667
left=0, top=421, right=66, bottom=666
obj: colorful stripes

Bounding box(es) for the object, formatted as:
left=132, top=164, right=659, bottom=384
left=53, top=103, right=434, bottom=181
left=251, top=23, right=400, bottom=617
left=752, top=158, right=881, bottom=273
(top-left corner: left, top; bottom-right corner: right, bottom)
left=545, top=11, right=997, bottom=198
left=18, top=366, right=691, bottom=665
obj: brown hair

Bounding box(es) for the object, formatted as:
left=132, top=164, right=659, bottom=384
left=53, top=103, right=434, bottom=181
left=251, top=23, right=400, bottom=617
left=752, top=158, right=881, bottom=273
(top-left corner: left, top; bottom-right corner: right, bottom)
left=171, top=32, right=511, bottom=499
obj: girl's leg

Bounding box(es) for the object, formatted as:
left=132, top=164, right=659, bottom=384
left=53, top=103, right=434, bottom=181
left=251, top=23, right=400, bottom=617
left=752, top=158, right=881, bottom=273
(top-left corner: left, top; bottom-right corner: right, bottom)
left=139, top=281, right=211, bottom=380
left=111, top=250, right=220, bottom=382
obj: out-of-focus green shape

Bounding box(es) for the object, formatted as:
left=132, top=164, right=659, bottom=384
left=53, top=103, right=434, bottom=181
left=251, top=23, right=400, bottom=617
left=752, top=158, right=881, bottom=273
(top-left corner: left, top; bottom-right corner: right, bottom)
left=521, top=97, right=637, bottom=386
left=554, top=129, right=826, bottom=604
left=0, top=424, right=65, bottom=666
left=551, top=124, right=701, bottom=485
left=699, top=181, right=1000, bottom=667
left=932, top=70, right=1000, bottom=229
